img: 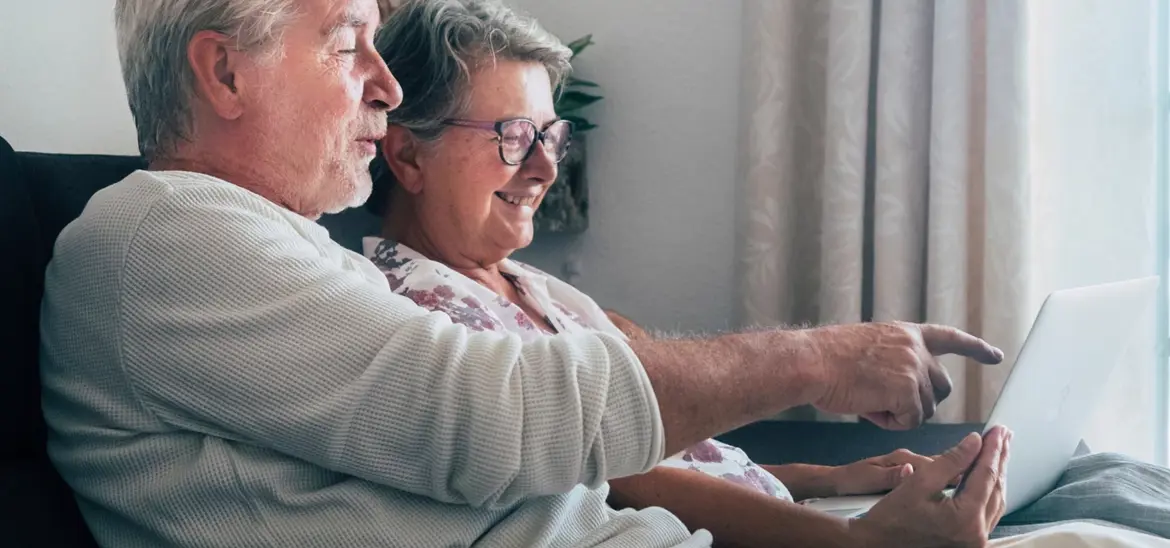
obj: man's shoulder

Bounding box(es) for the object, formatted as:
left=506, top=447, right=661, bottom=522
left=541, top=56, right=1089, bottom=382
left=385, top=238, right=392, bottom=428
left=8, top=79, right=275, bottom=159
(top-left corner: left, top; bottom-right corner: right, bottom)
left=63, top=170, right=297, bottom=248
left=83, top=169, right=276, bottom=222
left=50, top=171, right=174, bottom=262
left=49, top=169, right=323, bottom=292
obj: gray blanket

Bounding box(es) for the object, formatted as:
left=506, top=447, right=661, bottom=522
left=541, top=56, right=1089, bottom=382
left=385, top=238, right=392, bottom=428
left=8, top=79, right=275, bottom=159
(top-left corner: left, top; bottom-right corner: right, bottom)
left=993, top=453, right=1170, bottom=539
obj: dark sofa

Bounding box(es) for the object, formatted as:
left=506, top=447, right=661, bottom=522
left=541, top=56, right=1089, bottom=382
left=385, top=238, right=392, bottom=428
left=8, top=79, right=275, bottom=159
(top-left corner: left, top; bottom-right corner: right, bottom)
left=0, top=134, right=983, bottom=547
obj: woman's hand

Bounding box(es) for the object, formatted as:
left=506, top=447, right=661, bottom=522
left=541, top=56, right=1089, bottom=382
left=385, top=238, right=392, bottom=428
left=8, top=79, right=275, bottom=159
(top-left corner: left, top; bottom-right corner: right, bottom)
left=830, top=448, right=938, bottom=496
left=764, top=448, right=935, bottom=501
left=765, top=448, right=962, bottom=500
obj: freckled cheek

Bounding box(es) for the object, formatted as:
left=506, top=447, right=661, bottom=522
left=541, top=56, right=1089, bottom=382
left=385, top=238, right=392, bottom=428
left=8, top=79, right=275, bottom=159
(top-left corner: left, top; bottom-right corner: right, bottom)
left=450, top=148, right=510, bottom=197
left=446, top=169, right=500, bottom=216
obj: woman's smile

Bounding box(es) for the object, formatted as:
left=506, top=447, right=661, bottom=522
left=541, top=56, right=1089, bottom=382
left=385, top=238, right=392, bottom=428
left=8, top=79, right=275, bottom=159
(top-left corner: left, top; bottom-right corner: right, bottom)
left=493, top=189, right=544, bottom=214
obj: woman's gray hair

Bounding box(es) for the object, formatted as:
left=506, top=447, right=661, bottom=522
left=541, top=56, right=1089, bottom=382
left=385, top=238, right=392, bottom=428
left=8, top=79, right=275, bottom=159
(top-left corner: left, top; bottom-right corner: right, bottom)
left=368, top=0, right=572, bottom=214
left=114, top=0, right=394, bottom=158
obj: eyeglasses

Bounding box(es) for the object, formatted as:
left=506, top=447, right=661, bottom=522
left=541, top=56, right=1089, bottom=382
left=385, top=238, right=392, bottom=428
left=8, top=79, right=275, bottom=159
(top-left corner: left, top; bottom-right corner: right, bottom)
left=442, top=118, right=574, bottom=166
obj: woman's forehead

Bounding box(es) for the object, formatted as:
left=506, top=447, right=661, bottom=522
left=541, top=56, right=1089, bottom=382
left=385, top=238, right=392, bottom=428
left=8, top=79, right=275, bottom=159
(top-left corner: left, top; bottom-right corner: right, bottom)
left=463, top=60, right=556, bottom=122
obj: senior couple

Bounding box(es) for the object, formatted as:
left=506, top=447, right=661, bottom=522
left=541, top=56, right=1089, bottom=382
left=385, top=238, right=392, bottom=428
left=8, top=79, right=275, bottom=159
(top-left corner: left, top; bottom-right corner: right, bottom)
left=38, top=0, right=1170, bottom=546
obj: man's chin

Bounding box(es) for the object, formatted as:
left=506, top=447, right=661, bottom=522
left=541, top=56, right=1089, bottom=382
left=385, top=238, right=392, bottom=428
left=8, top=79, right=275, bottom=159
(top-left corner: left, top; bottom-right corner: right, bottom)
left=324, top=178, right=373, bottom=215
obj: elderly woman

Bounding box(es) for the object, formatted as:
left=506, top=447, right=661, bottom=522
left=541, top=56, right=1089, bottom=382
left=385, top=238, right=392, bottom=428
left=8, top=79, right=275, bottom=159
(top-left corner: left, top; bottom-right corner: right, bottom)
left=368, top=0, right=925, bottom=522
left=364, top=1, right=1170, bottom=546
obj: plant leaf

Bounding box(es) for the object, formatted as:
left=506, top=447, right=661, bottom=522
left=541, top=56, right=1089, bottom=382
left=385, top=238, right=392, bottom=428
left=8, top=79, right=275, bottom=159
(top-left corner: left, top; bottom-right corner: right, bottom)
left=568, top=77, right=600, bottom=88
left=564, top=34, right=594, bottom=59
left=562, top=115, right=598, bottom=132
left=555, top=90, right=603, bottom=113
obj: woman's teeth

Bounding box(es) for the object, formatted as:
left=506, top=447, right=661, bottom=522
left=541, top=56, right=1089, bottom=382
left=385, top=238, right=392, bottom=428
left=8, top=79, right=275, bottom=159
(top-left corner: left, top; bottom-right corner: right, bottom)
left=495, top=192, right=538, bottom=207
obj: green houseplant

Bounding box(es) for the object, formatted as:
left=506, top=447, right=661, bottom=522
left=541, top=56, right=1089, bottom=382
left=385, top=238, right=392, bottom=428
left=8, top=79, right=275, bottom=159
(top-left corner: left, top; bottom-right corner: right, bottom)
left=534, top=34, right=602, bottom=234
left=555, top=35, right=603, bottom=132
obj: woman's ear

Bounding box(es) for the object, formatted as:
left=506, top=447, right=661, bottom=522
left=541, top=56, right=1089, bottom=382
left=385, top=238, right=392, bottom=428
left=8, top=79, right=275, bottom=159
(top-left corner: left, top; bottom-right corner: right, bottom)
left=380, top=126, right=425, bottom=194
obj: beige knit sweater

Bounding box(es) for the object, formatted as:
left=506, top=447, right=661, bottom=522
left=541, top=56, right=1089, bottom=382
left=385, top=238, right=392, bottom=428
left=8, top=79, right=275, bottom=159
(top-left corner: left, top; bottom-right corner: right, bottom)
left=39, top=170, right=711, bottom=548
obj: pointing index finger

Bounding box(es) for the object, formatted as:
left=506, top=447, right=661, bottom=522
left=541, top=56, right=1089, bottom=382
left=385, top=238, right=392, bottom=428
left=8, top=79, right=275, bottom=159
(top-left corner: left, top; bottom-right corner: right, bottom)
left=919, top=324, right=1004, bottom=365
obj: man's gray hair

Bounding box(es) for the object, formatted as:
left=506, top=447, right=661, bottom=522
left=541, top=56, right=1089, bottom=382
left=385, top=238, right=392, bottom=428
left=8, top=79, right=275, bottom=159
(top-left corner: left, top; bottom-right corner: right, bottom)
left=368, top=0, right=571, bottom=213
left=114, top=0, right=394, bottom=158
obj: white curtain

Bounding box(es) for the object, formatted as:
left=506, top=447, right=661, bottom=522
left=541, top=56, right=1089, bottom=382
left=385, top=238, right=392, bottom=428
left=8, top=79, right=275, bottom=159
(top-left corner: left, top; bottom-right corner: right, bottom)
left=737, top=0, right=1157, bottom=459
left=737, top=0, right=1029, bottom=423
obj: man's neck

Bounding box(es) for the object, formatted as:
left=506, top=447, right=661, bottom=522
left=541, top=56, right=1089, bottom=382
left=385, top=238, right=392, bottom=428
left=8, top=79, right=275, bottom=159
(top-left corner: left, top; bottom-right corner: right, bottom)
left=150, top=150, right=317, bottom=220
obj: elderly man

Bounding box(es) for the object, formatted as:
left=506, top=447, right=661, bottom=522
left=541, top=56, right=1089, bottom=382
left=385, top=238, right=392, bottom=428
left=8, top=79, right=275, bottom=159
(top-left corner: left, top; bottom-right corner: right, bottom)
left=39, top=0, right=1010, bottom=546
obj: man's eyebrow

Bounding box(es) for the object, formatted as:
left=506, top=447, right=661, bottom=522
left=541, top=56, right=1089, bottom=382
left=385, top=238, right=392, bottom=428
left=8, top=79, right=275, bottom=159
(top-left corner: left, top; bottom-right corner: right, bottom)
left=323, top=10, right=369, bottom=36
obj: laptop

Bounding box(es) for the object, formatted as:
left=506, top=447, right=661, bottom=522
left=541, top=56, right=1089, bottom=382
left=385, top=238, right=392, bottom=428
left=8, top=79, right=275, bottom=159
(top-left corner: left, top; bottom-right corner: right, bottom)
left=801, top=276, right=1160, bottom=519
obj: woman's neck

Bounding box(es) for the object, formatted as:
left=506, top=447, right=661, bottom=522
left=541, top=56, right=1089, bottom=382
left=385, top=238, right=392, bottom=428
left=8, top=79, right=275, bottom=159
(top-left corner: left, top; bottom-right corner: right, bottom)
left=380, top=202, right=509, bottom=295
left=380, top=197, right=557, bottom=334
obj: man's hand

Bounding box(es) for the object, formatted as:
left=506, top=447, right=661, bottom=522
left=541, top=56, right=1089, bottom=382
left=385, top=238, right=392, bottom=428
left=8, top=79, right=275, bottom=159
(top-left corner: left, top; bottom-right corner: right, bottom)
left=629, top=320, right=1000, bottom=458
left=849, top=426, right=1013, bottom=548
left=806, top=322, right=1004, bottom=429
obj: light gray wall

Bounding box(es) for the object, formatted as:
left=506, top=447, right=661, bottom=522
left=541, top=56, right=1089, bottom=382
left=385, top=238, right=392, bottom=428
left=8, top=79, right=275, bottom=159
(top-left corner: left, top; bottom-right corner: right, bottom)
left=505, top=0, right=744, bottom=332
left=0, top=0, right=745, bottom=333
left=0, top=0, right=137, bottom=154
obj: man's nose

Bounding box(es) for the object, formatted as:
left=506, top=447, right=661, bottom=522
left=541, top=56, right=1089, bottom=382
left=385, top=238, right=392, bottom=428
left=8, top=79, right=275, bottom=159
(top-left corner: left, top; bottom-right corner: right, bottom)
left=366, top=57, right=403, bottom=112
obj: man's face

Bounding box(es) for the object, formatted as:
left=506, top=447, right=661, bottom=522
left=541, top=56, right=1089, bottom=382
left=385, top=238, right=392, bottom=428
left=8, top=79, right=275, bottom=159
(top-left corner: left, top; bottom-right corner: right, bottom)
left=242, top=0, right=400, bottom=218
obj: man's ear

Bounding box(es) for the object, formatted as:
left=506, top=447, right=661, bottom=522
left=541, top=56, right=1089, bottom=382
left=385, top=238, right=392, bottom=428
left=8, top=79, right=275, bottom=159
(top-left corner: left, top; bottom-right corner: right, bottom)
left=187, top=30, right=245, bottom=120
left=380, top=126, right=425, bottom=194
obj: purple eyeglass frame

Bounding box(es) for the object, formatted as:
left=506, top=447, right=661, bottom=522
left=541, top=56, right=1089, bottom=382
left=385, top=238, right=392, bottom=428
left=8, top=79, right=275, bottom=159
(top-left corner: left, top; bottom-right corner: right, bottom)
left=442, top=118, right=574, bottom=166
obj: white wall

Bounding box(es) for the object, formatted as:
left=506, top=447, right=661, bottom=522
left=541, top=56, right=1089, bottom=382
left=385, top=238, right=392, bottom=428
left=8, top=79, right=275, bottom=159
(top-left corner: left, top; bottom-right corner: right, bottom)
left=0, top=0, right=138, bottom=155
left=0, top=0, right=745, bottom=333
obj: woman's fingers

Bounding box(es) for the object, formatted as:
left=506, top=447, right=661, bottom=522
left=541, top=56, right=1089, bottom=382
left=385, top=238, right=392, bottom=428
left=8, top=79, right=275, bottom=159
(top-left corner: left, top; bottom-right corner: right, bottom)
left=875, top=448, right=936, bottom=470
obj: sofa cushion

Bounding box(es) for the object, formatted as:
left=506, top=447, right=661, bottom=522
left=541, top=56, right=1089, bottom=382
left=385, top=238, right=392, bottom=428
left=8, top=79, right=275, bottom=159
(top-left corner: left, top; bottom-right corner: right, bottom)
left=0, top=459, right=98, bottom=548
left=0, top=141, right=143, bottom=460
left=0, top=137, right=137, bottom=547
left=0, top=136, right=47, bottom=460
left=18, top=152, right=145, bottom=259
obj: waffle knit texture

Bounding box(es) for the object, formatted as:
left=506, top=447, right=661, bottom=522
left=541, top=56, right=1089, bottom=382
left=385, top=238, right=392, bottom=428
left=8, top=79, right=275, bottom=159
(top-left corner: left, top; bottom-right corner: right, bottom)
left=39, top=170, right=711, bottom=548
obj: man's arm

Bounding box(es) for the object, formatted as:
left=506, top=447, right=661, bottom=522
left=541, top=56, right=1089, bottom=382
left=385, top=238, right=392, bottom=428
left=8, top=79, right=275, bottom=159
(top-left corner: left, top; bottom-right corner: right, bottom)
left=112, top=180, right=1000, bottom=509
left=628, top=331, right=825, bottom=456
left=608, top=467, right=856, bottom=548
left=606, top=311, right=1002, bottom=458
left=604, top=309, right=651, bottom=340
left=603, top=310, right=825, bottom=456
left=109, top=181, right=663, bottom=508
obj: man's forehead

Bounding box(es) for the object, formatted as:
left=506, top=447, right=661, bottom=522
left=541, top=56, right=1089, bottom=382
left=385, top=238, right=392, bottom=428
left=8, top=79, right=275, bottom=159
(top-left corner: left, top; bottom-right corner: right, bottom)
left=310, top=0, right=395, bottom=30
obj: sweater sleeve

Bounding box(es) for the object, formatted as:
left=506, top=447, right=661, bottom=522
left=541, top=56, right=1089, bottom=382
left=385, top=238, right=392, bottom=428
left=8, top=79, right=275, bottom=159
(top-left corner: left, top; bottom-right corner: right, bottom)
left=114, top=179, right=665, bottom=508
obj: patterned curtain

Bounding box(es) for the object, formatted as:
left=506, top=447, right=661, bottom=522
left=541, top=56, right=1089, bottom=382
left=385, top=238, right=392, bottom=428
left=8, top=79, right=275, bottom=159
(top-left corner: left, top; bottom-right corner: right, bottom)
left=736, top=0, right=1030, bottom=423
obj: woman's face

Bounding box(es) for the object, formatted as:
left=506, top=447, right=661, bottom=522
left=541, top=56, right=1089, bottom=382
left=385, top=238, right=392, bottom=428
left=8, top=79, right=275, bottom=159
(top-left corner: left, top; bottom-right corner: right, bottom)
left=412, top=60, right=560, bottom=264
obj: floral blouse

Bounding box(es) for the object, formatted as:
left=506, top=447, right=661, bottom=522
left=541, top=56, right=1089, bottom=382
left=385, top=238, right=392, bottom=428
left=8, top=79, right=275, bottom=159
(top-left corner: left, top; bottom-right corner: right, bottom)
left=363, top=237, right=793, bottom=502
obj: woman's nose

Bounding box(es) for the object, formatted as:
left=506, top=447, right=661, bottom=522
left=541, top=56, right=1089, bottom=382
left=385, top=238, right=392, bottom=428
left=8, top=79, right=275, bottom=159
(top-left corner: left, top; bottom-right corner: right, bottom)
left=522, top=140, right=558, bottom=182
